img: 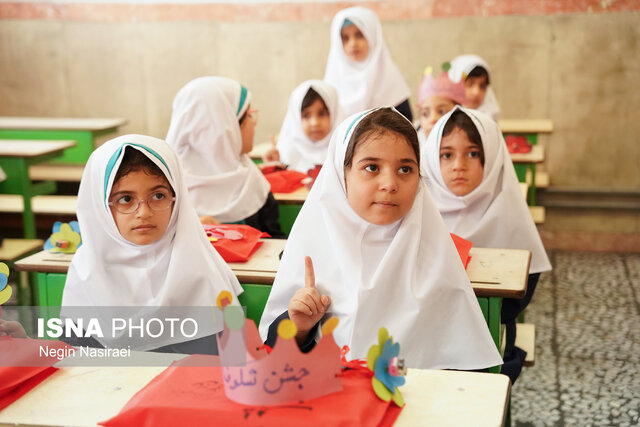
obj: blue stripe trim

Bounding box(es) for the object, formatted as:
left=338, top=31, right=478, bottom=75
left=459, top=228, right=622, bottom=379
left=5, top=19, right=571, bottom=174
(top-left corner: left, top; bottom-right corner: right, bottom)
left=343, top=111, right=369, bottom=145
left=103, top=143, right=173, bottom=208
left=237, top=85, right=248, bottom=116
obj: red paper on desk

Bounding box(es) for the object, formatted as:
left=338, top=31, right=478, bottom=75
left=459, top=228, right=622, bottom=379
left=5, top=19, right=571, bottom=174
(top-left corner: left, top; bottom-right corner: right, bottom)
left=0, top=337, right=74, bottom=411
left=100, top=355, right=402, bottom=427
left=264, top=169, right=307, bottom=193
left=203, top=224, right=269, bottom=263
left=450, top=233, right=473, bottom=269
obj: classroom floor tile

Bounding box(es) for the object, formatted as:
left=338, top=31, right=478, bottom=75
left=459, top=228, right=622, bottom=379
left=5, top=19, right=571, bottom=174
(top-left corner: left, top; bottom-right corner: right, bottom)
left=512, top=251, right=640, bottom=427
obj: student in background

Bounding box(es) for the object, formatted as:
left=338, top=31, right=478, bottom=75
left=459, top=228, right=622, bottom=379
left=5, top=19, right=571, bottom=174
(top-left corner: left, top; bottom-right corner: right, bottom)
left=416, top=64, right=467, bottom=143
left=61, top=135, right=243, bottom=353
left=324, top=6, right=413, bottom=121
left=166, top=76, right=285, bottom=238
left=421, top=106, right=552, bottom=382
left=259, top=107, right=501, bottom=371
left=449, top=55, right=500, bottom=120
left=270, top=80, right=344, bottom=174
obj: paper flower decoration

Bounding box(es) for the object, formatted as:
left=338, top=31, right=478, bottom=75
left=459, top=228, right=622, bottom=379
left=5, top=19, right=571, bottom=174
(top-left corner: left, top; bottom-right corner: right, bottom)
left=0, top=262, right=12, bottom=315
left=366, top=327, right=405, bottom=407
left=44, top=221, right=82, bottom=254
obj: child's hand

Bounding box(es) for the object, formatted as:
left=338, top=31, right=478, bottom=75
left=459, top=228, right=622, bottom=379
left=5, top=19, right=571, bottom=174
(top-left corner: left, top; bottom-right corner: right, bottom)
left=288, top=256, right=331, bottom=345
left=262, top=135, right=280, bottom=163
left=199, top=215, right=220, bottom=225
left=0, top=319, right=28, bottom=338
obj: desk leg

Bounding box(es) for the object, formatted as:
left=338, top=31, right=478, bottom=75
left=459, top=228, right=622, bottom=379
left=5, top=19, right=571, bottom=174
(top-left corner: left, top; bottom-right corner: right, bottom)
left=488, top=297, right=503, bottom=374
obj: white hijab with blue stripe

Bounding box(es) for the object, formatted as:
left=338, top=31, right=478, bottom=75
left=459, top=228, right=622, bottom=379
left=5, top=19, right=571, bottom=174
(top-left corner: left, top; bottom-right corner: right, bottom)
left=260, top=108, right=502, bottom=370
left=62, top=134, right=243, bottom=350
left=421, top=106, right=551, bottom=274
left=324, top=7, right=411, bottom=116
left=166, top=76, right=270, bottom=222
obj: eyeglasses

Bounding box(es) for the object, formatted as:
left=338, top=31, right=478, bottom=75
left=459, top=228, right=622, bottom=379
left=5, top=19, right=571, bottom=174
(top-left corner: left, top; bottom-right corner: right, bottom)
left=108, top=191, right=175, bottom=214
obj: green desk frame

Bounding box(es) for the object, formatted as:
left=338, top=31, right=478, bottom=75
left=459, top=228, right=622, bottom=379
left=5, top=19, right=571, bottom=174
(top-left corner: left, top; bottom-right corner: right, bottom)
left=504, top=132, right=539, bottom=206
left=277, top=204, right=302, bottom=236
left=0, top=128, right=116, bottom=165
left=0, top=152, right=63, bottom=238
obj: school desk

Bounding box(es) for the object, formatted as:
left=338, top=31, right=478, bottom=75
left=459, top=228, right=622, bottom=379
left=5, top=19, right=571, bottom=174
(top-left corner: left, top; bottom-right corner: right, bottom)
left=499, top=119, right=552, bottom=207
left=15, top=241, right=529, bottom=371
left=510, top=144, right=545, bottom=206
left=0, top=117, right=127, bottom=164
left=0, top=140, right=76, bottom=238
left=0, top=359, right=510, bottom=427
left=273, top=186, right=309, bottom=235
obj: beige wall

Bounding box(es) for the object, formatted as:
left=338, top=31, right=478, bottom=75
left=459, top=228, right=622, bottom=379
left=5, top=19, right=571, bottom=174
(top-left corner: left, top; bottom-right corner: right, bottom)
left=1, top=11, right=638, bottom=194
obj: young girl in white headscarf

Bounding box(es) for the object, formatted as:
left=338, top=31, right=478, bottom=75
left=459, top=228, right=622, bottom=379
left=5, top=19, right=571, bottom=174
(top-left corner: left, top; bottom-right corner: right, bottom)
left=166, top=76, right=285, bottom=238
left=421, top=106, right=552, bottom=382
left=449, top=55, right=501, bottom=121
left=274, top=80, right=344, bottom=174
left=259, top=107, right=502, bottom=371
left=61, top=134, right=243, bottom=353
left=324, top=7, right=413, bottom=121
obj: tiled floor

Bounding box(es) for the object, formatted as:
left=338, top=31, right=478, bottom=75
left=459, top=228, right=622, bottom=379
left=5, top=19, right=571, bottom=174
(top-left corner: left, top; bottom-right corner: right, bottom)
left=512, top=251, right=640, bottom=427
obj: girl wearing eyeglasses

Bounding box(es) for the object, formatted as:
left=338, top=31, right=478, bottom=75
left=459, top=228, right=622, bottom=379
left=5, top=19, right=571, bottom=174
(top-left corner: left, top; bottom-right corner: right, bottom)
left=60, top=134, right=243, bottom=353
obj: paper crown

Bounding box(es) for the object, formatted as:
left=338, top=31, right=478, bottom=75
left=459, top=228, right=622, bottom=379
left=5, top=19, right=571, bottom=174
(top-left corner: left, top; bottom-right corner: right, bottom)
left=217, top=309, right=343, bottom=406
left=418, top=62, right=467, bottom=106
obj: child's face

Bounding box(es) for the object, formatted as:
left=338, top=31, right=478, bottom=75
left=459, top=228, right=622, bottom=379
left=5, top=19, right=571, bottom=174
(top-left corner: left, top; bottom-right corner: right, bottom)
left=439, top=128, right=484, bottom=196
left=340, top=25, right=369, bottom=62
left=344, top=130, right=419, bottom=225
left=109, top=170, right=174, bottom=245
left=419, top=96, right=457, bottom=136
left=464, top=76, right=488, bottom=109
left=240, top=107, right=258, bottom=154
left=301, top=99, right=331, bottom=142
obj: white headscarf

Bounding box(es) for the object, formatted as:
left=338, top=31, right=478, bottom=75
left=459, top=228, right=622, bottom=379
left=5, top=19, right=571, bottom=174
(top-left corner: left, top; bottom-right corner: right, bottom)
left=166, top=76, right=270, bottom=222
left=260, top=108, right=502, bottom=370
left=62, top=134, right=243, bottom=350
left=323, top=7, right=411, bottom=116
left=421, top=106, right=551, bottom=274
left=449, top=55, right=501, bottom=121
left=277, top=80, right=344, bottom=173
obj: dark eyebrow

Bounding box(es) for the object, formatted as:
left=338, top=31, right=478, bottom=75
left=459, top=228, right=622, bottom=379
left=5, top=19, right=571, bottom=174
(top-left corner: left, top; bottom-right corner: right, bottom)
left=110, top=184, right=170, bottom=197
left=357, top=157, right=418, bottom=165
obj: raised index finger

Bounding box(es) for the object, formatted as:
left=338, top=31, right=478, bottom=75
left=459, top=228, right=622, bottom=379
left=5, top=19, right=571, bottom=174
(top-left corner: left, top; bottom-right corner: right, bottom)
left=304, top=256, right=315, bottom=288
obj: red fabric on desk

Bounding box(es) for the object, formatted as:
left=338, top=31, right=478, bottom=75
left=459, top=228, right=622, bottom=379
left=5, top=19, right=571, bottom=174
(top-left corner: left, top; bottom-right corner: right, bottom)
left=100, top=355, right=402, bottom=427
left=0, top=366, right=58, bottom=411
left=203, top=224, right=269, bottom=263
left=264, top=170, right=307, bottom=193
left=0, top=337, right=74, bottom=410
left=450, top=233, right=473, bottom=269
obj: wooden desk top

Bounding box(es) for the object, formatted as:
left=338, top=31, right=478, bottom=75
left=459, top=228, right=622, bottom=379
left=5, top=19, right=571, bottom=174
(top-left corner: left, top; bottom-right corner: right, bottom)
left=0, top=117, right=127, bottom=131
left=0, top=238, right=44, bottom=261
left=15, top=241, right=529, bottom=298
left=498, top=118, right=553, bottom=134
left=0, top=364, right=509, bottom=427
left=0, top=194, right=78, bottom=215
left=509, top=144, right=545, bottom=163
left=0, top=140, right=76, bottom=157
left=273, top=186, right=308, bottom=204
left=29, top=164, right=85, bottom=182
